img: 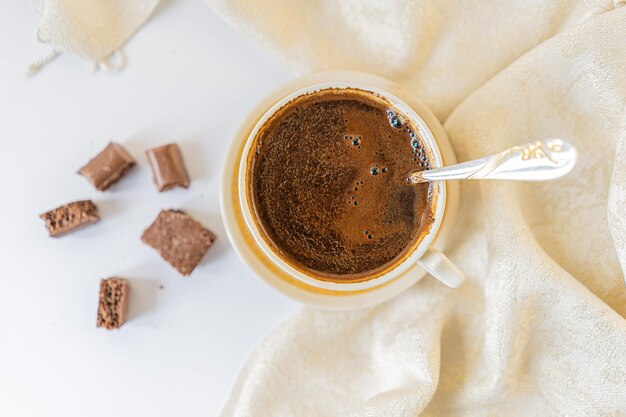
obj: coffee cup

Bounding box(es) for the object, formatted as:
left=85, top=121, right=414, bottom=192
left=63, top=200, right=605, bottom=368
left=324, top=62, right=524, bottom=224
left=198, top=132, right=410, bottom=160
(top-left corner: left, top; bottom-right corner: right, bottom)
left=221, top=71, right=463, bottom=309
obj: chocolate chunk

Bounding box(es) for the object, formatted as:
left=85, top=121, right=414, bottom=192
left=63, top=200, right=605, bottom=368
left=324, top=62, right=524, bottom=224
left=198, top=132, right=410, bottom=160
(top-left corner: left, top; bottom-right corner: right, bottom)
left=78, top=142, right=135, bottom=191
left=97, top=278, right=129, bottom=330
left=145, top=143, right=190, bottom=191
left=141, top=210, right=216, bottom=276
left=40, top=200, right=99, bottom=237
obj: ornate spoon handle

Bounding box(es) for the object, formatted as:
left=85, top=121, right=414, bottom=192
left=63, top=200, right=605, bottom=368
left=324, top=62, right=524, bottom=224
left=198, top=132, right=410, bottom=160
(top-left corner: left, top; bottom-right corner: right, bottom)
left=407, top=139, right=577, bottom=184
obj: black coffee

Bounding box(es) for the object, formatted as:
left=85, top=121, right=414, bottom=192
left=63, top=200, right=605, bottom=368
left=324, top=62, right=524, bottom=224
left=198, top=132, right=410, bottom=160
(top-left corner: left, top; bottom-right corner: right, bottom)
left=247, top=88, right=434, bottom=282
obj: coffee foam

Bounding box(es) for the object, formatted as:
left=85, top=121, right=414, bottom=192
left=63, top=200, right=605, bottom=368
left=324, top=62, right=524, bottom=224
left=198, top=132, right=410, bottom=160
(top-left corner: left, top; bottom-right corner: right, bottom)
left=248, top=88, right=434, bottom=282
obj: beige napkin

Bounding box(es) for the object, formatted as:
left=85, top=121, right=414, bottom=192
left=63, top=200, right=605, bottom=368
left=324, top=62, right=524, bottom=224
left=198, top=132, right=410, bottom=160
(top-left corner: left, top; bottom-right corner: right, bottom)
left=206, top=0, right=626, bottom=415
left=27, top=0, right=160, bottom=73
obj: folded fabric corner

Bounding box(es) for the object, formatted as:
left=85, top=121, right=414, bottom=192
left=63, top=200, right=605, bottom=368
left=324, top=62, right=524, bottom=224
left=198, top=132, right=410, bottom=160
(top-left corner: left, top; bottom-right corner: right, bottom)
left=27, top=0, right=160, bottom=72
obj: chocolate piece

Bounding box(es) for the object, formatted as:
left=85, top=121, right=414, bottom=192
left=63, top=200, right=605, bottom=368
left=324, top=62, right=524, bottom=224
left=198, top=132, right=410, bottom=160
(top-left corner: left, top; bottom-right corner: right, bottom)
left=141, top=209, right=216, bottom=275
left=40, top=200, right=99, bottom=237
left=145, top=143, right=190, bottom=191
left=78, top=142, right=135, bottom=191
left=97, top=278, right=129, bottom=330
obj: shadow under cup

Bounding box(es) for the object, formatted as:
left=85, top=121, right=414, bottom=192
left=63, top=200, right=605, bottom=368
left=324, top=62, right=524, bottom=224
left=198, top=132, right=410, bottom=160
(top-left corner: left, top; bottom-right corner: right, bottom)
left=241, top=86, right=443, bottom=289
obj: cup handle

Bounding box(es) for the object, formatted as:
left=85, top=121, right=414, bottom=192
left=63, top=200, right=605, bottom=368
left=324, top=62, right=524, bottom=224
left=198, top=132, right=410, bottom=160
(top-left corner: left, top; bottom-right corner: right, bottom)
left=417, top=248, right=465, bottom=288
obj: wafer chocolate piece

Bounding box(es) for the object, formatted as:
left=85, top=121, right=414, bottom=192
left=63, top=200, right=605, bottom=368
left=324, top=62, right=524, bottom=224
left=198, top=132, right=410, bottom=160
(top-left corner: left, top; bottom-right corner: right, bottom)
left=78, top=142, right=135, bottom=191
left=141, top=210, right=216, bottom=275
left=146, top=143, right=190, bottom=191
left=40, top=200, right=99, bottom=237
left=97, top=278, right=129, bottom=330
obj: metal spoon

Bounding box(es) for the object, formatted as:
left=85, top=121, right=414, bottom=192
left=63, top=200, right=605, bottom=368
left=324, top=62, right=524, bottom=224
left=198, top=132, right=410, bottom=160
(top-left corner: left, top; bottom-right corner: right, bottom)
left=407, top=138, right=577, bottom=184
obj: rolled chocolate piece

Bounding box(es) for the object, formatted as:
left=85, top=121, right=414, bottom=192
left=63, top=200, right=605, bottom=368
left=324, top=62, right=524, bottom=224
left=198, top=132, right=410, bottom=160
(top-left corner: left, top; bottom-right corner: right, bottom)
left=145, top=143, right=190, bottom=191
left=40, top=200, right=99, bottom=237
left=78, top=142, right=135, bottom=191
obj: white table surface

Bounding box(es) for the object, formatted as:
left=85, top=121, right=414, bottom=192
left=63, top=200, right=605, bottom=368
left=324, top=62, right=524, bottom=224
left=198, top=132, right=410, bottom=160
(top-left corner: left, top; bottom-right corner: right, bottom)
left=0, top=2, right=299, bottom=416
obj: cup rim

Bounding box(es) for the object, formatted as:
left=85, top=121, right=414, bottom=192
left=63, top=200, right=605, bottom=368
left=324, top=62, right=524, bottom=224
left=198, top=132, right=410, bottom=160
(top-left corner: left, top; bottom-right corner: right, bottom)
left=237, top=81, right=447, bottom=292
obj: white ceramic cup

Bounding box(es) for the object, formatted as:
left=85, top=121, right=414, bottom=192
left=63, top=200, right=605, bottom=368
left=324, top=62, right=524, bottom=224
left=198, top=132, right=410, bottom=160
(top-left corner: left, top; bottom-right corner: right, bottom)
left=236, top=78, right=464, bottom=293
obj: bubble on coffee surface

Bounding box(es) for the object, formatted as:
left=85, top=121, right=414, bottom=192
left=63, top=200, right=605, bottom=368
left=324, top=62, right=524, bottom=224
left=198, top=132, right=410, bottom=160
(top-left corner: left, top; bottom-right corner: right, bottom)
left=343, top=134, right=363, bottom=148
left=387, top=109, right=404, bottom=129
